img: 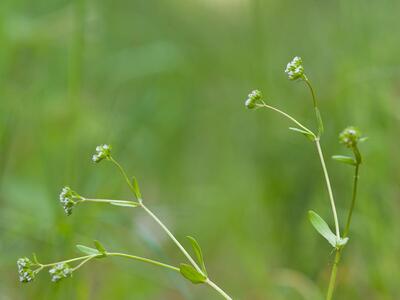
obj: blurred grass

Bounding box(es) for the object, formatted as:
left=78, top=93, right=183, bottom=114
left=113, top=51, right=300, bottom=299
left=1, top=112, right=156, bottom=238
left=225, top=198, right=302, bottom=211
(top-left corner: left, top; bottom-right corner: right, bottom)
left=1, top=0, right=399, bottom=299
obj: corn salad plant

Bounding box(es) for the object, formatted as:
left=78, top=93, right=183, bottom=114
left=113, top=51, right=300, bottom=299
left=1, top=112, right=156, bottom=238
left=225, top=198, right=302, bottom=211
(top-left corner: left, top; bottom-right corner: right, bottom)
left=245, top=56, right=366, bottom=300
left=17, top=145, right=232, bottom=299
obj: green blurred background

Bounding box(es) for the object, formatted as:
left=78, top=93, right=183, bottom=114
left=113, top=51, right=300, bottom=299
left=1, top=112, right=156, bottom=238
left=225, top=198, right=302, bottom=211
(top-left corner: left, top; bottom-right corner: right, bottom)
left=1, top=0, right=399, bottom=299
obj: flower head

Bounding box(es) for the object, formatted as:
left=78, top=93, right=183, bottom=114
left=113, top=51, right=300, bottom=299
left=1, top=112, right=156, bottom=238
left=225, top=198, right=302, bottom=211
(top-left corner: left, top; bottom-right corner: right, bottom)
left=285, top=56, right=304, bottom=80
left=339, top=126, right=361, bottom=148
left=245, top=90, right=262, bottom=109
left=49, top=263, right=72, bottom=282
left=59, top=186, right=79, bottom=216
left=17, top=257, right=35, bottom=283
left=92, top=144, right=112, bottom=163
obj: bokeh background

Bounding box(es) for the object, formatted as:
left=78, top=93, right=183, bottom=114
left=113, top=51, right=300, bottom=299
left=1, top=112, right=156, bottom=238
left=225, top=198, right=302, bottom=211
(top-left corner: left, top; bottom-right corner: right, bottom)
left=1, top=0, right=399, bottom=299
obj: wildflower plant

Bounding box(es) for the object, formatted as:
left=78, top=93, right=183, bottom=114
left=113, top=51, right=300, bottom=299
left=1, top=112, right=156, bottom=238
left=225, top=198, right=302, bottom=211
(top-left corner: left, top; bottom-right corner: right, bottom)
left=246, top=56, right=366, bottom=299
left=18, top=145, right=232, bottom=299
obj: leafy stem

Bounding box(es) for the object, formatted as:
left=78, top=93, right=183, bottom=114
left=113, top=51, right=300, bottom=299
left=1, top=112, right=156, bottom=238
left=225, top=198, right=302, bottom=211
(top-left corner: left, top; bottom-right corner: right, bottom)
left=109, top=156, right=232, bottom=300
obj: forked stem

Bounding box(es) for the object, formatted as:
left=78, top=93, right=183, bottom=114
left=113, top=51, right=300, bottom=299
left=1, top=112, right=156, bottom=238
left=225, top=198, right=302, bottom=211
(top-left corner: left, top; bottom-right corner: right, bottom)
left=110, top=157, right=232, bottom=299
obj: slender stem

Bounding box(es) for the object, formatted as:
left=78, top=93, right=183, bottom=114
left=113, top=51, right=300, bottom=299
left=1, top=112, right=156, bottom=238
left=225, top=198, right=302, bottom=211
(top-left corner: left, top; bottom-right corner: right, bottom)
left=140, top=202, right=202, bottom=273
left=206, top=278, right=233, bottom=300
left=107, top=252, right=180, bottom=272
left=41, top=255, right=93, bottom=267
left=303, top=77, right=317, bottom=108
left=343, top=164, right=360, bottom=238
left=314, top=139, right=340, bottom=238
left=109, top=157, right=137, bottom=196
left=81, top=198, right=139, bottom=205
left=326, top=157, right=361, bottom=300
left=72, top=255, right=95, bottom=271
left=257, top=103, right=316, bottom=137
left=326, top=249, right=341, bottom=300
left=109, top=157, right=233, bottom=299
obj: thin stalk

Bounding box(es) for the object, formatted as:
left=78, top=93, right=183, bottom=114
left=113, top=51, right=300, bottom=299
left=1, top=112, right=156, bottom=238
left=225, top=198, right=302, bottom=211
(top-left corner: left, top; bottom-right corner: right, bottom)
left=107, top=252, right=180, bottom=272
left=109, top=157, right=233, bottom=299
left=257, top=103, right=316, bottom=138
left=81, top=198, right=139, bottom=205
left=303, top=77, right=317, bottom=108
left=41, top=253, right=179, bottom=272
left=314, top=139, right=340, bottom=238
left=343, top=164, right=360, bottom=238
left=206, top=278, right=233, bottom=300
left=326, top=249, right=341, bottom=300
left=109, top=157, right=137, bottom=195
left=326, top=161, right=361, bottom=300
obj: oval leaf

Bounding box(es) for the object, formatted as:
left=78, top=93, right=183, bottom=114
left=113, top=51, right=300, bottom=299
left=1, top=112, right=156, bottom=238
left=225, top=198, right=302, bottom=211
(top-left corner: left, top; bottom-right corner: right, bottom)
left=109, top=201, right=139, bottom=208
left=308, top=211, right=336, bottom=248
left=76, top=245, right=100, bottom=255
left=332, top=155, right=356, bottom=166
left=186, top=236, right=207, bottom=276
left=93, top=240, right=106, bottom=255
left=179, top=263, right=206, bottom=284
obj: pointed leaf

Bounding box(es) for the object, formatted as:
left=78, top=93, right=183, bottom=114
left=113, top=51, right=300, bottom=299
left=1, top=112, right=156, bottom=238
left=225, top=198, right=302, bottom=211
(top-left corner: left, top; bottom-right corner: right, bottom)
left=186, top=236, right=207, bottom=276
left=109, top=201, right=139, bottom=208
left=132, top=176, right=142, bottom=200
left=179, top=263, right=206, bottom=284
left=76, top=245, right=100, bottom=256
left=93, top=240, right=106, bottom=255
left=332, top=155, right=357, bottom=166
left=308, top=211, right=336, bottom=248
left=288, top=127, right=315, bottom=141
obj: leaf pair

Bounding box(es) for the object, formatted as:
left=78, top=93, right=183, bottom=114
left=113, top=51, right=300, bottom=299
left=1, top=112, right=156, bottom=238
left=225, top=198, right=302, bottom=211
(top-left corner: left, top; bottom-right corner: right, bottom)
left=179, top=236, right=208, bottom=284
left=76, top=240, right=107, bottom=257
left=308, top=211, right=348, bottom=249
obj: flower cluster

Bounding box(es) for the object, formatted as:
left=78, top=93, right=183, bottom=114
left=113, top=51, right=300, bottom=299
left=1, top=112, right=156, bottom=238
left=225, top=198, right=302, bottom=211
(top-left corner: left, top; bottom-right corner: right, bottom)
left=59, top=186, right=79, bottom=216
left=339, top=126, right=361, bottom=148
left=92, top=144, right=111, bottom=163
left=285, top=56, right=304, bottom=80
left=49, top=263, right=72, bottom=282
left=245, top=90, right=262, bottom=109
left=17, top=257, right=35, bottom=283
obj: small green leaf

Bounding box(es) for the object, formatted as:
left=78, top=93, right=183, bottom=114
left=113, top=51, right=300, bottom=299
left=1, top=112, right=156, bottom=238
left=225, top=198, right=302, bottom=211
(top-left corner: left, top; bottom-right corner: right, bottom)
left=288, top=127, right=315, bottom=141
left=315, top=107, right=324, bottom=135
left=93, top=240, right=106, bottom=255
left=359, top=137, right=368, bottom=143
left=332, top=155, right=357, bottom=166
left=76, top=245, right=100, bottom=256
left=179, top=263, right=207, bottom=284
left=109, top=201, right=139, bottom=208
left=186, top=236, right=207, bottom=276
left=308, top=211, right=336, bottom=248
left=132, top=176, right=142, bottom=200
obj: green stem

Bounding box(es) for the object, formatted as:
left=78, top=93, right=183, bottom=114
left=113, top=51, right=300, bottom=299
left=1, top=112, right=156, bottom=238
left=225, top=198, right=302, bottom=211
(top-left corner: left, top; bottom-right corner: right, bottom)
left=303, top=77, right=324, bottom=136
left=326, top=159, right=361, bottom=300
left=303, top=76, right=317, bottom=108
left=106, top=252, right=180, bottom=272
left=315, top=139, right=340, bottom=238
left=257, top=103, right=316, bottom=138
left=343, top=164, right=360, bottom=238
left=326, top=249, right=341, bottom=300
left=110, top=157, right=233, bottom=299
left=109, top=157, right=137, bottom=196
left=81, top=198, right=139, bottom=205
